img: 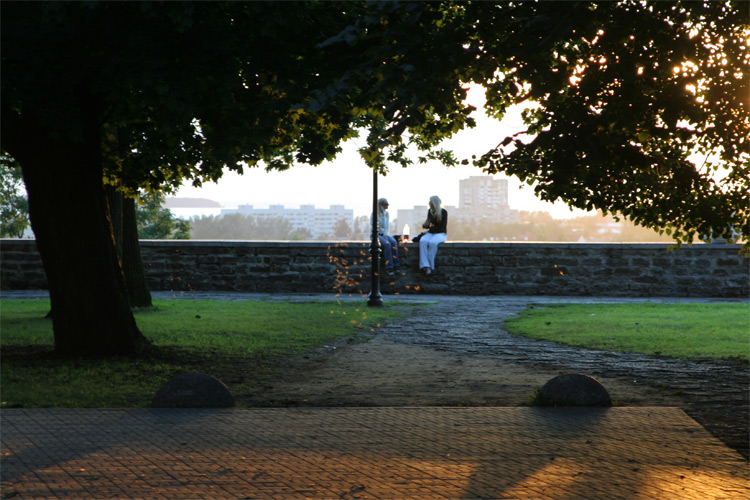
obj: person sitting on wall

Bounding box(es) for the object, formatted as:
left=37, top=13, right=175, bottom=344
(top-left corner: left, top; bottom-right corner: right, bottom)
left=419, top=195, right=448, bottom=276
left=370, top=197, right=401, bottom=276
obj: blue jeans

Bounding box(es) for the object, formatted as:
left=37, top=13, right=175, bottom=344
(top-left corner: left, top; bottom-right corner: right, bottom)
left=377, top=234, right=400, bottom=270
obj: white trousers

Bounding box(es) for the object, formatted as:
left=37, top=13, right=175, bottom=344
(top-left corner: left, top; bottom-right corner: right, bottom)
left=419, top=232, right=446, bottom=270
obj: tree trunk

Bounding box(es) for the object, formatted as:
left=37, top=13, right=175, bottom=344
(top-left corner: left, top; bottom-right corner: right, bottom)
left=7, top=116, right=149, bottom=356
left=122, top=196, right=153, bottom=307
left=105, top=185, right=124, bottom=258
left=105, top=186, right=153, bottom=308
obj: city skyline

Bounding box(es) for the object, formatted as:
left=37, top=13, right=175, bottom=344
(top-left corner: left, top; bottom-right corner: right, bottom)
left=174, top=85, right=591, bottom=220
left=170, top=174, right=531, bottom=223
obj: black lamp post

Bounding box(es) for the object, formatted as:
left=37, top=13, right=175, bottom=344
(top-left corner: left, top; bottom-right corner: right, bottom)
left=367, top=165, right=383, bottom=307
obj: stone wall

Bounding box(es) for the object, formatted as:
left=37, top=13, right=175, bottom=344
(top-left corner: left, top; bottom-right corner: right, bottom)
left=1, top=239, right=748, bottom=297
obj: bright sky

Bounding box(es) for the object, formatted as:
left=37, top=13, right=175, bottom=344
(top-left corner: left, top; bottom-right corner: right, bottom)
left=175, top=86, right=590, bottom=219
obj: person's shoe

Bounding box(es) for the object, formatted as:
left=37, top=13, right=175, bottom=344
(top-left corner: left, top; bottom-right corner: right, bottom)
left=386, top=269, right=394, bottom=276
left=425, top=268, right=432, bottom=276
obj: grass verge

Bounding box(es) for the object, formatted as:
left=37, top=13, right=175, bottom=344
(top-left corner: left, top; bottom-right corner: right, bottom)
left=504, top=302, right=749, bottom=362
left=1, top=298, right=416, bottom=408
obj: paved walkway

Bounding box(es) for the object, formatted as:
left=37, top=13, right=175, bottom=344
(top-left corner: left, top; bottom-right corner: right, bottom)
left=2, top=407, right=748, bottom=499
left=2, top=291, right=748, bottom=499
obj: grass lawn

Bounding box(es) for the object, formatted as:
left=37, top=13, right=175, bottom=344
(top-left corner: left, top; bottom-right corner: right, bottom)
left=0, top=298, right=415, bottom=408
left=503, top=302, right=750, bottom=362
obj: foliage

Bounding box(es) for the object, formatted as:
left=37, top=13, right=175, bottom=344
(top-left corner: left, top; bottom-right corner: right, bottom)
left=136, top=192, right=191, bottom=239
left=2, top=2, right=362, bottom=192
left=333, top=218, right=352, bottom=238
left=351, top=215, right=370, bottom=240
left=0, top=298, right=412, bottom=408
left=190, top=213, right=311, bottom=240
left=313, top=1, right=749, bottom=247
left=504, top=303, right=750, bottom=361
left=0, top=153, right=29, bottom=238
left=0, top=2, right=367, bottom=355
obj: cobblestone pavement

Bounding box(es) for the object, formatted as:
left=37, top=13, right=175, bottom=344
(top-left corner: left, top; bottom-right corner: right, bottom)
left=2, top=291, right=748, bottom=499
left=2, top=407, right=748, bottom=499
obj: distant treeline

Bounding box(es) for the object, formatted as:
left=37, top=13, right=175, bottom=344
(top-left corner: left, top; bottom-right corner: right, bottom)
left=188, top=211, right=681, bottom=243
left=448, top=211, right=679, bottom=243
left=190, top=213, right=311, bottom=240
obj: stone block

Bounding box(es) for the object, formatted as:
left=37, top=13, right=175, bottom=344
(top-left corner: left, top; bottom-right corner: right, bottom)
left=537, top=373, right=611, bottom=407
left=466, top=265, right=494, bottom=274
left=151, top=373, right=235, bottom=408
left=541, top=265, right=569, bottom=277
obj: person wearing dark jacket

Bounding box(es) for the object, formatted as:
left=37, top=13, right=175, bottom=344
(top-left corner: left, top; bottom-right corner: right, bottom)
left=419, top=195, right=447, bottom=275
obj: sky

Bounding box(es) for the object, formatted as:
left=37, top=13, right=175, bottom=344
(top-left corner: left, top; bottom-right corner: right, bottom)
left=174, top=86, right=591, bottom=219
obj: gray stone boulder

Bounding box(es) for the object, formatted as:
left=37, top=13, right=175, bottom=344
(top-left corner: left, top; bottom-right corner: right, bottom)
left=151, top=373, right=235, bottom=408
left=537, top=373, right=612, bottom=407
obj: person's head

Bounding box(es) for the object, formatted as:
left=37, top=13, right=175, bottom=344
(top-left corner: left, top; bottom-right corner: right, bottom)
left=429, top=195, right=441, bottom=212
left=378, top=198, right=389, bottom=212
left=429, top=195, right=442, bottom=221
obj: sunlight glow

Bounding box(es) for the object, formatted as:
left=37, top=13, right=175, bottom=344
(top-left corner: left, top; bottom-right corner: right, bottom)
left=499, top=458, right=749, bottom=500
left=635, top=466, right=749, bottom=499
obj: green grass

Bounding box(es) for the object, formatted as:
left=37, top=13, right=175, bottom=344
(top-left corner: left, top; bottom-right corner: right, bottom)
left=504, top=303, right=750, bottom=362
left=0, top=298, right=414, bottom=408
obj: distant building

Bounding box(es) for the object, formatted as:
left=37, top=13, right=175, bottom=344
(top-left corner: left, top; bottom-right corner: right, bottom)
left=222, top=204, right=353, bottom=239
left=395, top=177, right=518, bottom=235
left=457, top=176, right=518, bottom=223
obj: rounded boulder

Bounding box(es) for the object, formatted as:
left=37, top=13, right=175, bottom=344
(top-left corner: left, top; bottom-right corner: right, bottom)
left=151, top=373, right=235, bottom=408
left=538, top=373, right=612, bottom=407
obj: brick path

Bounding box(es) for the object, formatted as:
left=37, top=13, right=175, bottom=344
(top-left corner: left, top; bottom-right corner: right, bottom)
left=2, top=407, right=748, bottom=500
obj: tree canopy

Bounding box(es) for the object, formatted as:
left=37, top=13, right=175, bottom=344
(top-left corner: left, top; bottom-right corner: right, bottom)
left=2, top=1, right=360, bottom=191
left=309, top=1, right=749, bottom=246
left=1, top=0, right=746, bottom=355
left=0, top=1, right=363, bottom=355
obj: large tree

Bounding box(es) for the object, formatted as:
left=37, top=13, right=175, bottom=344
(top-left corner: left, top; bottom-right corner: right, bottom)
left=1, top=2, right=358, bottom=355
left=2, top=1, right=747, bottom=356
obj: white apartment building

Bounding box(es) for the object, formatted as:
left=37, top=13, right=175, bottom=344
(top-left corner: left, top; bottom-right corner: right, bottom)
left=222, top=204, right=353, bottom=239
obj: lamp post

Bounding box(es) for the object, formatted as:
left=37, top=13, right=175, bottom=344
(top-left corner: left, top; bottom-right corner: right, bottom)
left=367, top=165, right=383, bottom=307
